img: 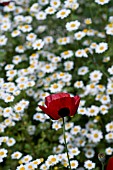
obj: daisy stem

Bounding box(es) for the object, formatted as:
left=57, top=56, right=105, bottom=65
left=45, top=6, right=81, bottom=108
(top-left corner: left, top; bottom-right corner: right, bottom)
left=102, top=163, right=104, bottom=170
left=62, top=117, right=72, bottom=170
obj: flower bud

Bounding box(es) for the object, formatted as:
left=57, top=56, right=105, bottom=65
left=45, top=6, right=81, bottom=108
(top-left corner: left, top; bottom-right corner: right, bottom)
left=98, top=153, right=106, bottom=163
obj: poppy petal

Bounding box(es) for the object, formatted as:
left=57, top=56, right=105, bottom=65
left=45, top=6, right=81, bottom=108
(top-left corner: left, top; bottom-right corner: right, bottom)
left=38, top=105, right=49, bottom=114
left=45, top=92, right=70, bottom=107
left=38, top=105, right=60, bottom=120
left=39, top=93, right=80, bottom=120
left=74, top=96, right=80, bottom=106
left=69, top=97, right=78, bottom=116
left=106, top=157, right=113, bottom=170
left=48, top=97, right=74, bottom=119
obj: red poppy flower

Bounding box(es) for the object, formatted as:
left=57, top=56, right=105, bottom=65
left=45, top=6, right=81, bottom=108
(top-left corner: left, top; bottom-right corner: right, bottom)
left=0, top=1, right=12, bottom=6
left=106, top=157, right=113, bottom=170
left=38, top=92, right=80, bottom=120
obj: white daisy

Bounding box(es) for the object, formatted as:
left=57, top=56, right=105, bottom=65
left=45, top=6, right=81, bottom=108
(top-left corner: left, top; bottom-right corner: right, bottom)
left=95, top=0, right=110, bottom=5
left=105, top=147, right=113, bottom=155
left=56, top=9, right=71, bottom=19
left=84, top=160, right=95, bottom=169
left=85, top=149, right=95, bottom=158
left=99, top=105, right=108, bottom=115
left=106, top=122, right=113, bottom=132
left=32, top=39, right=44, bottom=50
left=0, top=35, right=8, bottom=46
left=74, top=81, right=84, bottom=88
left=45, top=6, right=56, bottom=15
left=21, top=25, right=32, bottom=33
left=26, top=33, right=37, bottom=42
left=21, top=155, right=33, bottom=164
left=75, top=49, right=88, bottom=58
left=64, top=61, right=74, bottom=71
left=69, top=148, right=80, bottom=156
left=87, top=105, right=99, bottom=117
left=78, top=66, right=89, bottom=75
left=89, top=70, right=103, bottom=82
left=52, top=122, right=62, bottom=130
left=95, top=42, right=108, bottom=53
left=74, top=31, right=86, bottom=40
left=6, top=138, right=16, bottom=146
left=38, top=0, right=49, bottom=6
left=100, top=95, right=111, bottom=104
left=66, top=20, right=80, bottom=32
left=89, top=130, right=103, bottom=143
left=78, top=107, right=87, bottom=115
left=61, top=50, right=73, bottom=59
left=11, top=151, right=22, bottom=159
left=105, top=132, right=113, bottom=142
left=70, top=125, right=81, bottom=135
left=70, top=160, right=78, bottom=169
left=15, top=45, right=25, bottom=53
left=36, top=11, right=47, bottom=20
left=108, top=65, right=113, bottom=75
left=50, top=0, right=61, bottom=8
left=50, top=83, right=63, bottom=93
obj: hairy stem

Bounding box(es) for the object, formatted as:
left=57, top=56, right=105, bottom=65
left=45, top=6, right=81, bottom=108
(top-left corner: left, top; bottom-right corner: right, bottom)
left=62, top=117, right=72, bottom=170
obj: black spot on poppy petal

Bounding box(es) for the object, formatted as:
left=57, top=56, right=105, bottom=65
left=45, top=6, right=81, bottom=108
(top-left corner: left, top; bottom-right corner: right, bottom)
left=58, top=108, right=70, bottom=117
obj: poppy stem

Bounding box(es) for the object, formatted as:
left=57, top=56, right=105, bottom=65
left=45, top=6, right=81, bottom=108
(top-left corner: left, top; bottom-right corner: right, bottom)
left=62, top=117, right=72, bottom=170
